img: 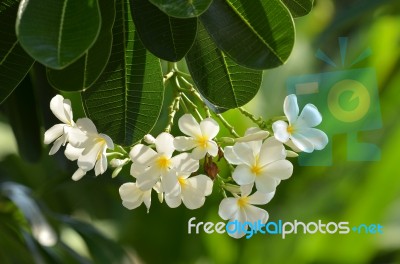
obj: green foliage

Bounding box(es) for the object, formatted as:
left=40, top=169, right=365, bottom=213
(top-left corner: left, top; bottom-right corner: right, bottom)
left=281, top=0, right=314, bottom=18
left=82, top=0, right=164, bottom=146
left=46, top=0, right=116, bottom=92
left=186, top=23, right=262, bottom=111
left=0, top=0, right=34, bottom=104
left=149, top=0, right=213, bottom=18
left=16, top=0, right=101, bottom=69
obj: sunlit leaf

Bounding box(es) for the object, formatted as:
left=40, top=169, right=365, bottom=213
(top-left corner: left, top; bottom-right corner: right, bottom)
left=0, top=0, right=34, bottom=104
left=46, top=0, right=116, bottom=91
left=149, top=0, right=213, bottom=18
left=82, top=0, right=164, bottom=146
left=16, top=0, right=101, bottom=69
left=131, top=0, right=197, bottom=62
left=186, top=23, right=262, bottom=111
left=281, top=0, right=314, bottom=18
left=200, top=0, right=295, bottom=69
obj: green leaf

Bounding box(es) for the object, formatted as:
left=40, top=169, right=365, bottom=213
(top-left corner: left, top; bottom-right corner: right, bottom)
left=200, top=0, right=295, bottom=69
left=16, top=0, right=101, bottom=69
left=46, top=0, right=116, bottom=92
left=58, top=215, right=128, bottom=264
left=0, top=0, right=34, bottom=104
left=131, top=0, right=197, bottom=62
left=281, top=0, right=314, bottom=18
left=4, top=75, right=42, bottom=163
left=149, top=0, right=213, bottom=18
left=82, top=0, right=164, bottom=146
left=186, top=23, right=262, bottom=111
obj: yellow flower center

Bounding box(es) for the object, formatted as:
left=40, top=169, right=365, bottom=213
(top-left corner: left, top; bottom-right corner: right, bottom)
left=96, top=138, right=106, bottom=160
left=287, top=125, right=294, bottom=134
left=178, top=176, right=187, bottom=187
left=156, top=155, right=171, bottom=170
left=237, top=197, right=249, bottom=207
left=196, top=135, right=209, bottom=149
left=250, top=155, right=262, bottom=176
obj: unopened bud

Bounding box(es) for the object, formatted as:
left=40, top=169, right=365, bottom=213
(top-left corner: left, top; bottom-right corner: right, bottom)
left=143, top=134, right=156, bottom=144
left=110, top=158, right=124, bottom=168
left=286, top=150, right=298, bottom=158
left=204, top=156, right=219, bottom=180
left=223, top=183, right=241, bottom=194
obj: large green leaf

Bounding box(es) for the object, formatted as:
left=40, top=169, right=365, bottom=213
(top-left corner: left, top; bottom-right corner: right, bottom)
left=4, top=75, right=42, bottom=163
left=46, top=0, right=116, bottom=92
left=16, top=0, right=101, bottom=69
left=82, top=0, right=164, bottom=146
left=186, top=23, right=262, bottom=111
left=200, top=0, right=295, bottom=69
left=281, top=0, right=314, bottom=18
left=0, top=0, right=34, bottom=104
left=149, top=0, right=213, bottom=18
left=131, top=0, right=197, bottom=62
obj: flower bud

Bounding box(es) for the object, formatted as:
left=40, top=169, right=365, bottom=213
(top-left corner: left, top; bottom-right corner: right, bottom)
left=143, top=134, right=156, bottom=144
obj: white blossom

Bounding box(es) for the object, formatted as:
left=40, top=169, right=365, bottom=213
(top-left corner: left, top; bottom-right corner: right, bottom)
left=224, top=137, right=293, bottom=193
left=272, top=94, right=328, bottom=153
left=44, top=95, right=75, bottom=155
left=174, top=114, right=219, bottom=160
left=218, top=184, right=274, bottom=238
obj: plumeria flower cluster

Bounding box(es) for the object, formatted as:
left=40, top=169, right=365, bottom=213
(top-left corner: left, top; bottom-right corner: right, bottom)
left=45, top=93, right=328, bottom=239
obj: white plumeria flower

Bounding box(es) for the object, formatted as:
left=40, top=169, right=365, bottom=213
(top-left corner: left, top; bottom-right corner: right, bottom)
left=224, top=137, right=293, bottom=193
left=66, top=118, right=114, bottom=180
left=119, top=182, right=163, bottom=213
left=130, top=132, right=198, bottom=191
left=162, top=155, right=213, bottom=209
left=44, top=95, right=75, bottom=155
left=174, top=114, right=220, bottom=160
left=272, top=94, right=328, bottom=153
left=218, top=184, right=274, bottom=239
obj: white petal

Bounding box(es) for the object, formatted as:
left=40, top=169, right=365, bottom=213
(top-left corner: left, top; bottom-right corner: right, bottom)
left=290, top=132, right=314, bottom=153
left=218, top=198, right=238, bottom=220
left=44, top=124, right=65, bottom=144
left=186, top=174, right=213, bottom=196
left=284, top=139, right=302, bottom=152
left=142, top=189, right=152, bottom=213
left=191, top=147, right=208, bottom=160
left=119, top=183, right=145, bottom=210
left=50, top=95, right=71, bottom=124
left=245, top=204, right=269, bottom=224
left=236, top=130, right=269, bottom=143
left=245, top=127, right=262, bottom=136
left=232, top=165, right=256, bottom=185
left=200, top=118, right=219, bottom=139
left=76, top=118, right=98, bottom=134
left=165, top=194, right=182, bottom=208
left=135, top=166, right=161, bottom=190
left=72, top=168, right=86, bottom=181
left=143, top=134, right=156, bottom=144
left=173, top=137, right=197, bottom=151
left=232, top=143, right=256, bottom=166
left=227, top=209, right=247, bottom=239
left=64, top=144, right=83, bottom=161
left=170, top=153, right=199, bottom=173
left=247, top=191, right=275, bottom=205
left=223, top=146, right=242, bottom=165
left=255, top=175, right=278, bottom=193
left=298, top=128, right=328, bottom=151
left=100, top=133, right=114, bottom=150
left=155, top=132, right=175, bottom=157
left=49, top=136, right=65, bottom=155
left=207, top=141, right=219, bottom=157
left=78, top=141, right=103, bottom=171
left=68, top=127, right=89, bottom=147
left=129, top=144, right=157, bottom=165
left=94, top=153, right=107, bottom=176
left=178, top=114, right=202, bottom=138
left=258, top=137, right=286, bottom=166
left=272, top=120, right=290, bottom=143
left=263, top=160, right=293, bottom=180
left=240, top=184, right=254, bottom=197
left=63, top=99, right=74, bottom=124
left=130, top=163, right=147, bottom=178
left=284, top=94, right=299, bottom=124
left=162, top=170, right=180, bottom=196
left=297, top=104, right=322, bottom=128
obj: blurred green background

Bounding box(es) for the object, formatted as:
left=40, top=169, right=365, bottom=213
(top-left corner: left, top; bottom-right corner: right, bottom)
left=1, top=0, right=400, bottom=263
